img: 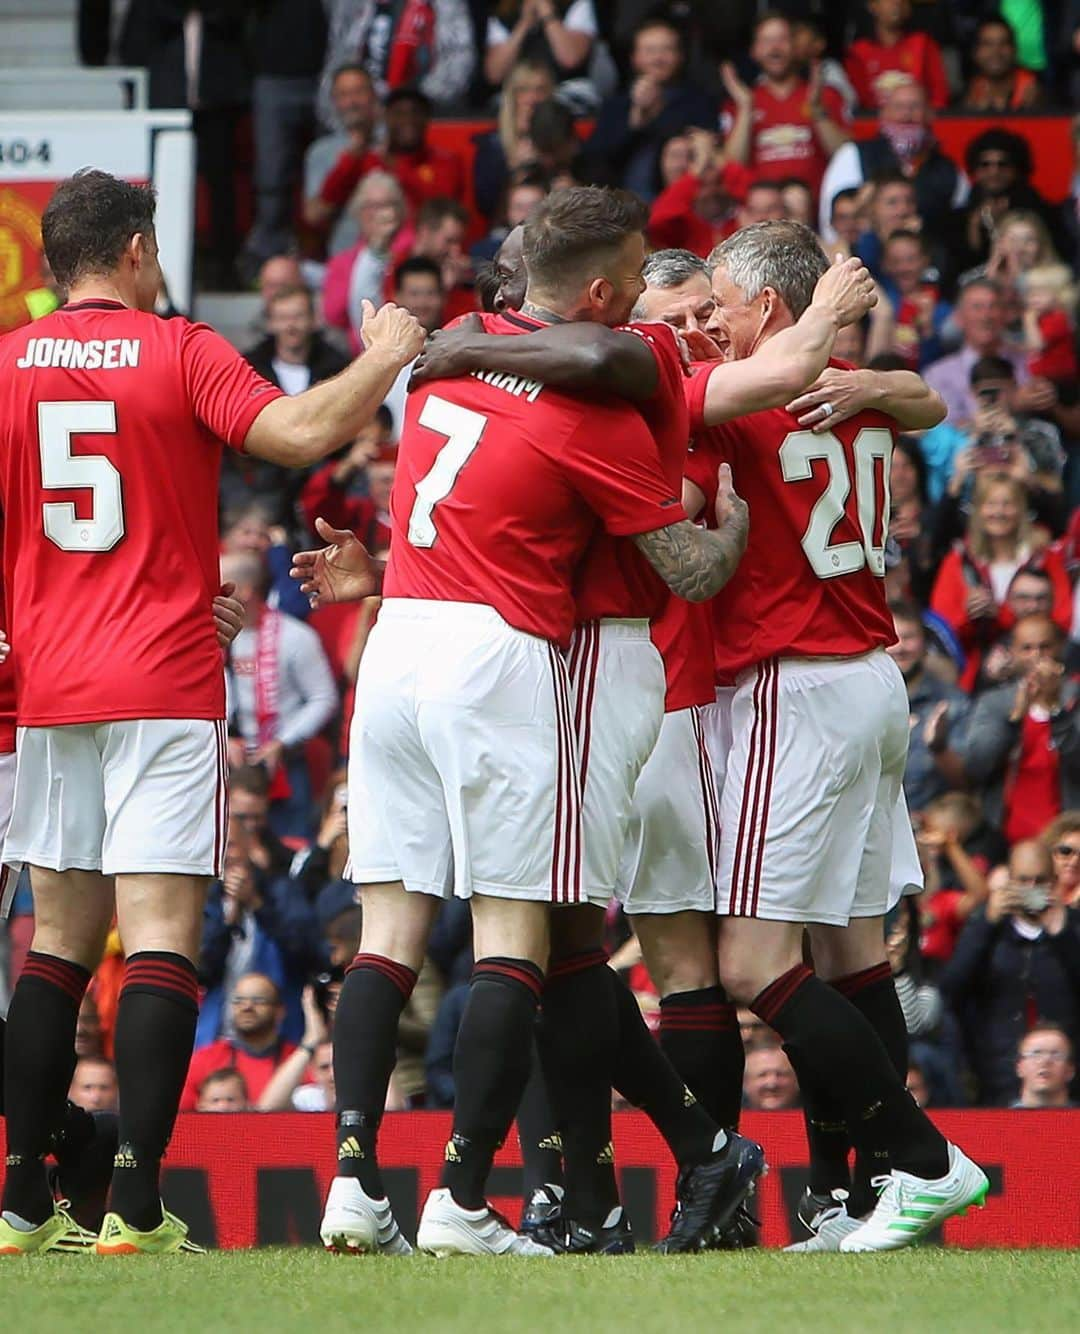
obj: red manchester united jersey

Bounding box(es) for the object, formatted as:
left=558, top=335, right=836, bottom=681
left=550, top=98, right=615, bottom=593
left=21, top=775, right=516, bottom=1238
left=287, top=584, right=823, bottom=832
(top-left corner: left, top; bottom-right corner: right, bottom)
left=574, top=319, right=690, bottom=625
left=0, top=299, right=283, bottom=725
left=684, top=359, right=897, bottom=679
left=0, top=566, right=15, bottom=753
left=383, top=312, right=684, bottom=647
left=744, top=81, right=847, bottom=194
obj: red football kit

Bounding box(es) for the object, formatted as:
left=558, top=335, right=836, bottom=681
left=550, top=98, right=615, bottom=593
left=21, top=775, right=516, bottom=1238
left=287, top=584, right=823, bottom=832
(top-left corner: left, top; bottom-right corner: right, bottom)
left=744, top=81, right=847, bottom=194
left=0, top=573, right=14, bottom=754
left=383, top=311, right=685, bottom=649
left=844, top=33, right=950, bottom=110
left=0, top=299, right=283, bottom=726
left=683, top=358, right=897, bottom=680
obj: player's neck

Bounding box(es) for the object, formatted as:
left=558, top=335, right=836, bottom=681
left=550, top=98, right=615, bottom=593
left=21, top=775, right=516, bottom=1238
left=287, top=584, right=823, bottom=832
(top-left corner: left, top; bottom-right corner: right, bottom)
left=519, top=299, right=570, bottom=325
left=67, top=277, right=132, bottom=307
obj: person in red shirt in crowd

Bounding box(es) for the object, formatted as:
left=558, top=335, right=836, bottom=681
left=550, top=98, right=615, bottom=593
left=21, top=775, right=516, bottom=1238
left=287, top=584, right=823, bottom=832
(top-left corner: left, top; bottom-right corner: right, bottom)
left=845, top=0, right=950, bottom=111
left=181, top=973, right=304, bottom=1111
left=1020, top=264, right=1078, bottom=387
left=930, top=473, right=1072, bottom=692
left=307, top=87, right=464, bottom=234
left=301, top=428, right=396, bottom=552
left=390, top=198, right=475, bottom=324
left=648, top=129, right=751, bottom=258
left=720, top=14, right=849, bottom=200
left=959, top=16, right=1045, bottom=113
left=916, top=793, right=996, bottom=970
left=959, top=616, right=1080, bottom=847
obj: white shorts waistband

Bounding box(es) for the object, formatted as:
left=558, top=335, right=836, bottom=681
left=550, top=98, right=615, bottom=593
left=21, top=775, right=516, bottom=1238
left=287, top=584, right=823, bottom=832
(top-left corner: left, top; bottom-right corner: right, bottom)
left=576, top=618, right=652, bottom=642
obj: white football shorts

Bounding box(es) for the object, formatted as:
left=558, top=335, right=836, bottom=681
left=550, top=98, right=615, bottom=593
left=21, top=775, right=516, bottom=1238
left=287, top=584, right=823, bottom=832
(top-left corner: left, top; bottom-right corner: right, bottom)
left=716, top=649, right=910, bottom=927
left=615, top=705, right=721, bottom=915
left=0, top=750, right=18, bottom=915
left=3, top=719, right=228, bottom=879
left=567, top=619, right=665, bottom=906
left=347, top=599, right=584, bottom=903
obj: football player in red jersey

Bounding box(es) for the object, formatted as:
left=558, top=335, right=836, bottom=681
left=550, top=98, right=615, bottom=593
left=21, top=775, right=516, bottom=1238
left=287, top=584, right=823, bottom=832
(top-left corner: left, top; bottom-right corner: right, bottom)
left=299, top=188, right=771, bottom=1260
left=0, top=169, right=424, bottom=1257
left=679, top=220, right=988, bottom=1251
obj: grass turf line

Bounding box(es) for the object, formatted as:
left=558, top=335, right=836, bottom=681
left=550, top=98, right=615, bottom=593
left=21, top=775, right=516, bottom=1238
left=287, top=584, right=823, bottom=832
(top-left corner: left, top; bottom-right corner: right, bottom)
left=4, top=1249, right=1078, bottom=1334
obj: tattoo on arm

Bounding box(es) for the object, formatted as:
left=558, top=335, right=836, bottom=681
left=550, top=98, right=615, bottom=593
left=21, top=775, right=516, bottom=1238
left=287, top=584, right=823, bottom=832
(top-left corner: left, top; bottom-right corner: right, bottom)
left=632, top=511, right=748, bottom=602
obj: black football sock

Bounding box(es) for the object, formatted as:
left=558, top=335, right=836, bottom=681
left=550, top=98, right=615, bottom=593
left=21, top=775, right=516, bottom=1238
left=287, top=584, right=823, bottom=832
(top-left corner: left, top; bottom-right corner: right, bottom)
left=833, top=962, right=910, bottom=1214
left=333, top=953, right=417, bottom=1199
left=659, top=986, right=744, bottom=1131
left=110, top=952, right=200, bottom=1232
left=610, top=968, right=722, bottom=1167
left=789, top=1049, right=853, bottom=1199
left=536, top=951, right=620, bottom=1228
left=516, top=1044, right=564, bottom=1197
left=443, top=957, right=544, bottom=1211
left=752, top=965, right=948, bottom=1183
left=2, top=952, right=91, bottom=1224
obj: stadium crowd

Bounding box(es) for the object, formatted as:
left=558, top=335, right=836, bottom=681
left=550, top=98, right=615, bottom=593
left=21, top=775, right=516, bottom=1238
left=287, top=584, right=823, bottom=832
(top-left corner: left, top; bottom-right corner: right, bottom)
left=17, top=0, right=1080, bottom=1122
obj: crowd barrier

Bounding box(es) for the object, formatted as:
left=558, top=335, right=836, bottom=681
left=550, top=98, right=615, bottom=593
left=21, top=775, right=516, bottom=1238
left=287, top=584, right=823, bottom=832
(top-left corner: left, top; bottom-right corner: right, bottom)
left=4, top=1110, right=1071, bottom=1249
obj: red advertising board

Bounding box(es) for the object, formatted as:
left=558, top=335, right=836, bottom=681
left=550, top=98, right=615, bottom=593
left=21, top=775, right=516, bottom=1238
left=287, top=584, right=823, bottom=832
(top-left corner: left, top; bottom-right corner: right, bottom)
left=4, top=1110, right=1068, bottom=1250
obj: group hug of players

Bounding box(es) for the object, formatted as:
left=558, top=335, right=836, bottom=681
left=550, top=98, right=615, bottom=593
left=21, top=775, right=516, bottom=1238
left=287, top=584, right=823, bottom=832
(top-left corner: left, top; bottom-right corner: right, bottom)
left=0, top=170, right=985, bottom=1258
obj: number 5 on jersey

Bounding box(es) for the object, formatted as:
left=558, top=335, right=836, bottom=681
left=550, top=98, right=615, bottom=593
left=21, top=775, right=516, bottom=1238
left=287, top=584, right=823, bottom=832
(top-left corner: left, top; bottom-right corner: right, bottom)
left=38, top=400, right=125, bottom=552
left=408, top=396, right=487, bottom=548
left=780, top=427, right=891, bottom=580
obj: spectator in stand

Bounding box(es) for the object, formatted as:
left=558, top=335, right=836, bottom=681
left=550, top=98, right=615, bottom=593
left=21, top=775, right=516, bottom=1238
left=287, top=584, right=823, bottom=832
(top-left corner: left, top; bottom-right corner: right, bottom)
left=742, top=1047, right=799, bottom=1111
left=381, top=256, right=448, bottom=432
left=222, top=550, right=338, bottom=838
left=185, top=971, right=306, bottom=1110
left=229, top=765, right=296, bottom=879
left=485, top=1, right=599, bottom=113
left=472, top=59, right=555, bottom=219
left=403, top=200, right=474, bottom=320
left=647, top=129, right=749, bottom=257
left=791, top=15, right=857, bottom=116
left=256, top=255, right=306, bottom=326
left=1020, top=263, right=1078, bottom=389
left=245, top=286, right=350, bottom=399
left=907, top=1061, right=930, bottom=1106
left=119, top=0, right=250, bottom=287
left=242, top=0, right=330, bottom=274
left=878, top=229, right=951, bottom=371
left=736, top=179, right=786, bottom=228
left=778, top=178, right=814, bottom=229
left=845, top=0, right=950, bottom=111
left=524, top=98, right=585, bottom=188
left=819, top=80, right=968, bottom=241
left=307, top=87, right=465, bottom=242
left=948, top=130, right=1065, bottom=282
left=916, top=792, right=999, bottom=974
left=829, top=187, right=863, bottom=254
left=1012, top=1027, right=1077, bottom=1108
left=318, top=0, right=474, bottom=118
left=888, top=600, right=971, bottom=814
left=959, top=615, right=1080, bottom=844
left=721, top=15, right=849, bottom=201
left=1046, top=811, right=1080, bottom=908
left=304, top=65, right=381, bottom=257
left=941, top=840, right=1080, bottom=1105
left=254, top=986, right=333, bottom=1110
left=852, top=171, right=923, bottom=279
left=471, top=174, right=548, bottom=264
left=922, top=356, right=1066, bottom=532
left=960, top=16, right=1046, bottom=112
left=931, top=480, right=1071, bottom=690
left=322, top=172, right=412, bottom=353
left=196, top=1069, right=250, bottom=1112
left=881, top=437, right=938, bottom=601
left=923, top=280, right=1028, bottom=426
left=75, top=994, right=105, bottom=1061
left=585, top=17, right=715, bottom=201
left=68, top=1058, right=119, bottom=1114
left=301, top=442, right=395, bottom=554
left=220, top=504, right=312, bottom=621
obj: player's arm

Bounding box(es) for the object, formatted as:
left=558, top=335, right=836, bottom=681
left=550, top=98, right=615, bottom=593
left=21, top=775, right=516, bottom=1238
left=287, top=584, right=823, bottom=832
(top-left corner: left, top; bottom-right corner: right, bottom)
left=244, top=303, right=425, bottom=466
left=700, top=256, right=875, bottom=426
left=632, top=463, right=748, bottom=602
left=785, top=367, right=947, bottom=432
left=408, top=313, right=660, bottom=402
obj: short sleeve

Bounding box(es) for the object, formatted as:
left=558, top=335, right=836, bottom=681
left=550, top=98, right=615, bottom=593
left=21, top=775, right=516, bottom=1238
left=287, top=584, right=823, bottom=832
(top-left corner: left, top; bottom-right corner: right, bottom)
left=822, top=84, right=848, bottom=125
left=562, top=404, right=685, bottom=536
left=486, top=16, right=509, bottom=45
left=683, top=361, right=712, bottom=435
left=564, top=0, right=598, bottom=36
left=180, top=322, right=285, bottom=451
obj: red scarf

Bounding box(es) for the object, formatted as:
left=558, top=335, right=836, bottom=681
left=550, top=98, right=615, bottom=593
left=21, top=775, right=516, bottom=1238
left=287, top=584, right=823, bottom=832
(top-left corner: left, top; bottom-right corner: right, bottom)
left=386, top=0, right=435, bottom=89
left=255, top=609, right=291, bottom=801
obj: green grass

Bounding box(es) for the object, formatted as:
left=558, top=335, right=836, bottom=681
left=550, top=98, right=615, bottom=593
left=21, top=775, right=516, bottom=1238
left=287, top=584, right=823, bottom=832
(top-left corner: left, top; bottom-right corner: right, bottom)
left=4, top=1249, right=1079, bottom=1334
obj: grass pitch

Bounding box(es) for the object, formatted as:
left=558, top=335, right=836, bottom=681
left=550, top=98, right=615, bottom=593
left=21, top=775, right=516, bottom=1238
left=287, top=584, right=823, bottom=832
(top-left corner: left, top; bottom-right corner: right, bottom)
left=5, top=1248, right=1079, bottom=1334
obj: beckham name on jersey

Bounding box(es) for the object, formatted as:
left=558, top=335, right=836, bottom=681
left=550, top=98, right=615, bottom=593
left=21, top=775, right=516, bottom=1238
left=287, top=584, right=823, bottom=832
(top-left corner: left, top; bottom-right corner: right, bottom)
left=470, top=367, right=544, bottom=402
left=15, top=337, right=141, bottom=370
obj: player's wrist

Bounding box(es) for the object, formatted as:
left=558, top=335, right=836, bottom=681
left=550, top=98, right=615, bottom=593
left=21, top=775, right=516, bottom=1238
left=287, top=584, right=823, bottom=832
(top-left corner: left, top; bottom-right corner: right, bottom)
left=807, top=301, right=842, bottom=332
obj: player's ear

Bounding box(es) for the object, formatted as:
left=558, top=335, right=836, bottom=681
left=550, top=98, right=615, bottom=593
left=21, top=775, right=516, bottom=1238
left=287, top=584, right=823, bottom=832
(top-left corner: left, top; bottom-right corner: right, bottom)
left=586, top=275, right=611, bottom=311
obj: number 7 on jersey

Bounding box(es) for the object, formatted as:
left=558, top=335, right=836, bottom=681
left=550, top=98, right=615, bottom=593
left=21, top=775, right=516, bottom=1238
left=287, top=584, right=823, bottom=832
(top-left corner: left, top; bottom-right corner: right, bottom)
left=407, top=396, right=487, bottom=548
